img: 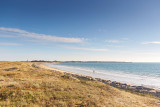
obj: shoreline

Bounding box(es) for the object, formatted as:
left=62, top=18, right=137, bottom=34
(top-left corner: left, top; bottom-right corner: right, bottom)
left=34, top=62, right=160, bottom=98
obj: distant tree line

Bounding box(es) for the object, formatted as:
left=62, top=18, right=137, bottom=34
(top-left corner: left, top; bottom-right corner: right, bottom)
left=30, top=60, right=59, bottom=62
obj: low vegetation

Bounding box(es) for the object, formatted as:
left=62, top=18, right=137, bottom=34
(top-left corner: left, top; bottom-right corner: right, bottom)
left=0, top=61, right=160, bottom=106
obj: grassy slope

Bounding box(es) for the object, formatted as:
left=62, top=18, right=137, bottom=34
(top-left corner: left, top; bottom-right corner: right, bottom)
left=0, top=61, right=159, bottom=107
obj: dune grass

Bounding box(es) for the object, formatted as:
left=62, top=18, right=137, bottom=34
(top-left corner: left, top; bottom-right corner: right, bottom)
left=0, top=61, right=160, bottom=106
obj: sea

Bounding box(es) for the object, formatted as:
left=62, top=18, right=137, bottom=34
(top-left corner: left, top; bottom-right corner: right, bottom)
left=47, top=62, right=160, bottom=89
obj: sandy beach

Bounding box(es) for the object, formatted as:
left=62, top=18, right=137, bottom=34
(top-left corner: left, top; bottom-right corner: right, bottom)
left=35, top=62, right=160, bottom=98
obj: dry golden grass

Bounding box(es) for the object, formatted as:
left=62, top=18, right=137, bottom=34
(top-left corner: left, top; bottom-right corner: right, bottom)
left=0, top=61, right=160, bottom=107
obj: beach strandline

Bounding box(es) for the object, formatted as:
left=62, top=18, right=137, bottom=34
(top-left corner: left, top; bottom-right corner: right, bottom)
left=34, top=62, right=160, bottom=98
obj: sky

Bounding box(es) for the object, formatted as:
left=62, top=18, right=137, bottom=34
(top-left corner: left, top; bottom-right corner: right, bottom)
left=1, top=0, right=160, bottom=62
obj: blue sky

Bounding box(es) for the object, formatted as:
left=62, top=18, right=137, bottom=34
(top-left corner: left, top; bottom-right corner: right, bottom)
left=1, top=0, right=160, bottom=62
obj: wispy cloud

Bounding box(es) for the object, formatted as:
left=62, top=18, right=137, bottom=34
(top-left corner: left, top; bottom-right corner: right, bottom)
left=0, top=27, right=85, bottom=43
left=142, top=41, right=160, bottom=45
left=0, top=42, right=20, bottom=46
left=65, top=46, right=108, bottom=52
left=105, top=40, right=120, bottom=43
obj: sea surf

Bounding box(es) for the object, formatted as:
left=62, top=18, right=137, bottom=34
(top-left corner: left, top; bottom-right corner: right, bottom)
left=47, top=62, right=160, bottom=90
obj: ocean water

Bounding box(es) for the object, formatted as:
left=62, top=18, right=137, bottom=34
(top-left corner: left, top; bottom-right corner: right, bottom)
left=47, top=62, right=160, bottom=89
